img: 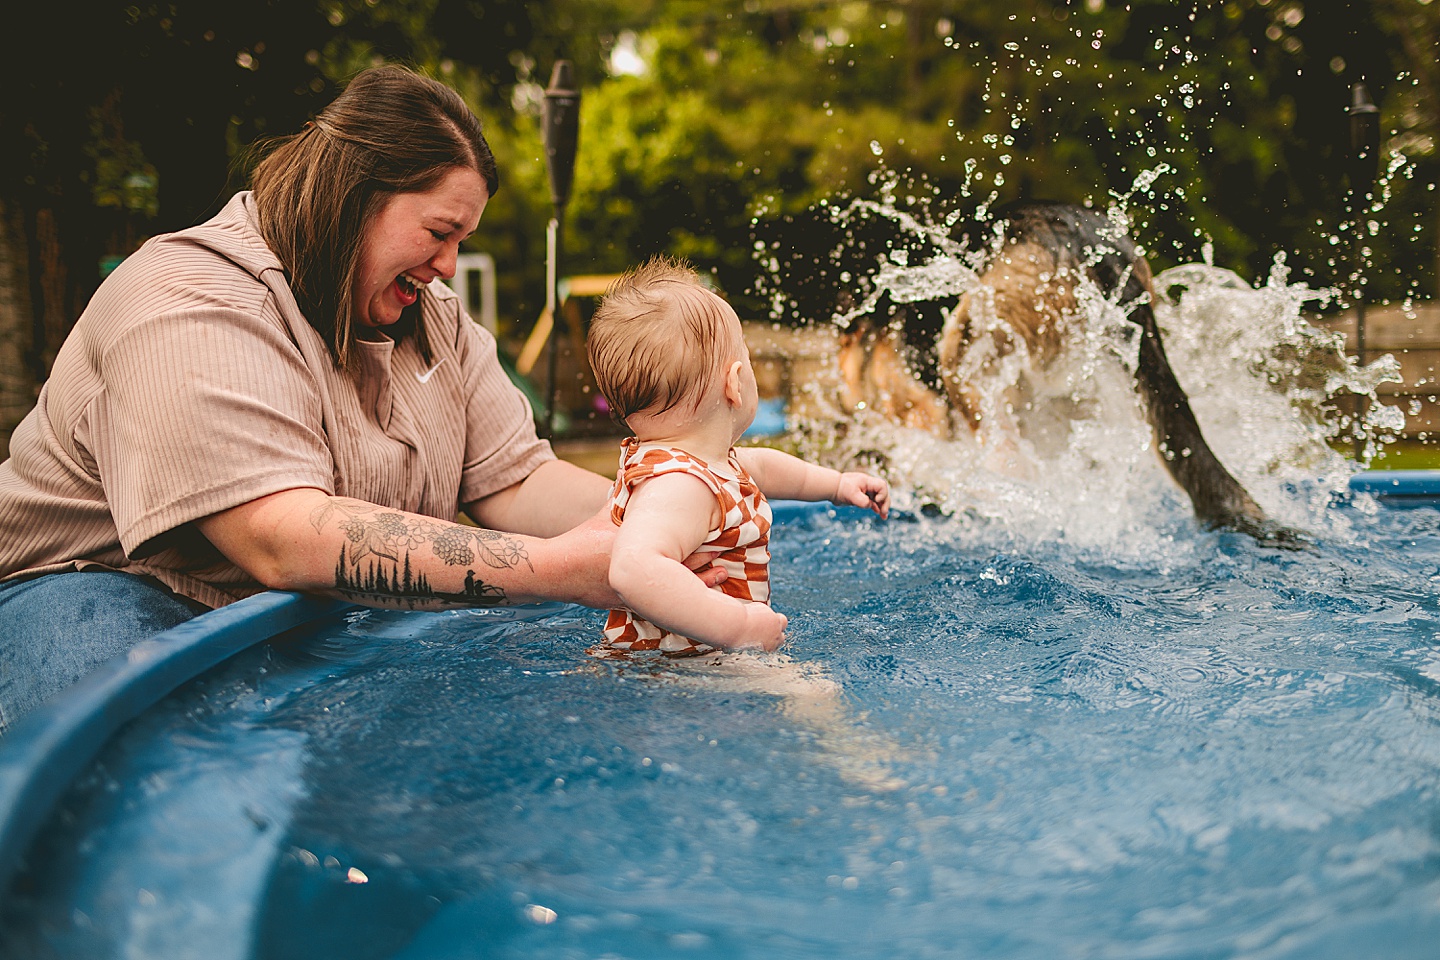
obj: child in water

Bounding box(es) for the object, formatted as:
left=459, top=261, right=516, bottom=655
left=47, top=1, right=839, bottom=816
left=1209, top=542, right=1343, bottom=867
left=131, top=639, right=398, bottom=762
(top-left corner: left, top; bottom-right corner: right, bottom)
left=586, top=256, right=890, bottom=658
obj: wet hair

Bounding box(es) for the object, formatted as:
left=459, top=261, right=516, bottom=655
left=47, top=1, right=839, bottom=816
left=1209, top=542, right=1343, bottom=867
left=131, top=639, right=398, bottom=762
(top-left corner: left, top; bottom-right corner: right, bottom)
left=251, top=64, right=499, bottom=369
left=587, top=256, right=739, bottom=423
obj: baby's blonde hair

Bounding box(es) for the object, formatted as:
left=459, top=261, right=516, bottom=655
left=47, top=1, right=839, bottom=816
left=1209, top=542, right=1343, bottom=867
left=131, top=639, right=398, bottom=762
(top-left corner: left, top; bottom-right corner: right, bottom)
left=588, top=256, right=737, bottom=423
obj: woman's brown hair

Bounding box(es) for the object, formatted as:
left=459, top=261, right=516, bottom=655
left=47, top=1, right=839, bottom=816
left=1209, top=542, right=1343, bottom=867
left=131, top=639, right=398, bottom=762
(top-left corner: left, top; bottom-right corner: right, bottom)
left=251, top=65, right=498, bottom=368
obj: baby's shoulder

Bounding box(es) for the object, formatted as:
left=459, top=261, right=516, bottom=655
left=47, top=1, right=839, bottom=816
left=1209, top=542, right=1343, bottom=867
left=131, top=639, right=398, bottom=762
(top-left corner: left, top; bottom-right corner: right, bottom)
left=621, top=444, right=724, bottom=492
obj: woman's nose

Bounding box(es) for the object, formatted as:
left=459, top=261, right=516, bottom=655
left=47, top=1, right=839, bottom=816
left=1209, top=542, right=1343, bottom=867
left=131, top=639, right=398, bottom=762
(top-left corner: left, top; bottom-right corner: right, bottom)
left=431, top=241, right=459, bottom=279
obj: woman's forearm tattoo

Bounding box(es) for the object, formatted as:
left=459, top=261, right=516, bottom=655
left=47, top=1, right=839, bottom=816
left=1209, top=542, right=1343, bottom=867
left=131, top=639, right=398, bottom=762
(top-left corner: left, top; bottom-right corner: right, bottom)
left=310, top=499, right=532, bottom=607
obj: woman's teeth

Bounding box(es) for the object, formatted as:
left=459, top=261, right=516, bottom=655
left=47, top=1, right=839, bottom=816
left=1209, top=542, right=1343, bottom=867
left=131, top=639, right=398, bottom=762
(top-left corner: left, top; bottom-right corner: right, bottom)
left=398, top=273, right=424, bottom=295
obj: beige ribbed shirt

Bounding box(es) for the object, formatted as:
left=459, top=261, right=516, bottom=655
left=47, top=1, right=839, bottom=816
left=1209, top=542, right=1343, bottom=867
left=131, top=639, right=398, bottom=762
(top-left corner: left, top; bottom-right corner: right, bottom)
left=0, top=192, right=553, bottom=609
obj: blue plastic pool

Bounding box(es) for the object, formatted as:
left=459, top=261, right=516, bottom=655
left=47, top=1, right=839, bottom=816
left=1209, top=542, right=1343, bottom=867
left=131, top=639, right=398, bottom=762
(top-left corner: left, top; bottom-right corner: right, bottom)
left=2, top=479, right=1439, bottom=959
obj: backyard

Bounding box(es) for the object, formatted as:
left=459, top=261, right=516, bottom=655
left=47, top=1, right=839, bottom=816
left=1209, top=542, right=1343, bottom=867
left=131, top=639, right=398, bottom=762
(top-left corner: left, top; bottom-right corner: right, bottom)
left=6, top=4, right=1440, bottom=956
left=1, top=0, right=1436, bottom=466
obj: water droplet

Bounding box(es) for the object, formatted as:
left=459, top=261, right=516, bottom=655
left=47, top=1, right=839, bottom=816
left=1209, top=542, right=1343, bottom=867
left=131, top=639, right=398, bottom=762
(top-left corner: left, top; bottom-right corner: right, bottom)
left=525, top=904, right=558, bottom=924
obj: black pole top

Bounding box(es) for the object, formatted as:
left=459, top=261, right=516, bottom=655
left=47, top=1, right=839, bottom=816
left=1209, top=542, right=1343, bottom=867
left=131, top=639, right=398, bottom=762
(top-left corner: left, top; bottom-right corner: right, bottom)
left=1347, top=81, right=1380, bottom=197
left=543, top=61, right=581, bottom=216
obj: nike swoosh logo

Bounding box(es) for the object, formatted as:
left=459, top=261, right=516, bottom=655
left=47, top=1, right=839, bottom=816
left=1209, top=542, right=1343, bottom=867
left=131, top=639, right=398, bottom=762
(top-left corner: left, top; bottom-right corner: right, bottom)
left=415, top=358, right=447, bottom=383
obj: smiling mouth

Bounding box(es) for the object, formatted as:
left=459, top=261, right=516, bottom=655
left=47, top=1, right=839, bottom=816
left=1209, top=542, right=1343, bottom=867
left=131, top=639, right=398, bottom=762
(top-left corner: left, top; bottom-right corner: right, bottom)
left=397, top=273, right=426, bottom=298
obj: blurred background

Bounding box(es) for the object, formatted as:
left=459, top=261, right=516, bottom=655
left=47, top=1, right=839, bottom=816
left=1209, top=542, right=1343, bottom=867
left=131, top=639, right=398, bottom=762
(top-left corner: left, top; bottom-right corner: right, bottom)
left=0, top=0, right=1435, bottom=457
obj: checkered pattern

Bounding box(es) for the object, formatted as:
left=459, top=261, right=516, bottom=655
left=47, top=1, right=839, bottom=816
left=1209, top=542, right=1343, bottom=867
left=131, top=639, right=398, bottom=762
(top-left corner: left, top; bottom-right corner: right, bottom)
left=596, top=438, right=773, bottom=658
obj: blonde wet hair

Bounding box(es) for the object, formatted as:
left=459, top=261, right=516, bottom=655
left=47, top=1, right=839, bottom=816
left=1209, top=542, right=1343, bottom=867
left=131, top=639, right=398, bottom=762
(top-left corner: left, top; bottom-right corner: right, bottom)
left=588, top=256, right=739, bottom=423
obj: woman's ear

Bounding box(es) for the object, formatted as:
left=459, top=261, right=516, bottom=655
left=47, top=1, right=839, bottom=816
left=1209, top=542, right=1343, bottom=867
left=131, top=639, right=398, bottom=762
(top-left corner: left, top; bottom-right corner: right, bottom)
left=722, top=359, right=745, bottom=407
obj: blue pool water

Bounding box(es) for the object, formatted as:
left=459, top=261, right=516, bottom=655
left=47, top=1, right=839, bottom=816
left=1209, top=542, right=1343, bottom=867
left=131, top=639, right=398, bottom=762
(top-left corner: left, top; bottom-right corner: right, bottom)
left=3, top=493, right=1440, bottom=959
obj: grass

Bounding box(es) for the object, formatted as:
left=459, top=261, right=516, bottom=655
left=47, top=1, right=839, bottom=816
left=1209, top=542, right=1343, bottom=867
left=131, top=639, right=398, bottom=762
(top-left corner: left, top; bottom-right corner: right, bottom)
left=1329, top=438, right=1440, bottom=471
left=1362, top=439, right=1440, bottom=471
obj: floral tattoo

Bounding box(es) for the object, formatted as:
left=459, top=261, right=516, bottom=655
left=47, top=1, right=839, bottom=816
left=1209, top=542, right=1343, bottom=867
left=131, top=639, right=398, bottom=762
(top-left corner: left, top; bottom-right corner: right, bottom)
left=310, top=498, right=532, bottom=607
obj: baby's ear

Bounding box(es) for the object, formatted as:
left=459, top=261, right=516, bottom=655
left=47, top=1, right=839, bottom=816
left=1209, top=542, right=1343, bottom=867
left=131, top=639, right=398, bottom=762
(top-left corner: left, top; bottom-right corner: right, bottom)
left=722, top=359, right=745, bottom=406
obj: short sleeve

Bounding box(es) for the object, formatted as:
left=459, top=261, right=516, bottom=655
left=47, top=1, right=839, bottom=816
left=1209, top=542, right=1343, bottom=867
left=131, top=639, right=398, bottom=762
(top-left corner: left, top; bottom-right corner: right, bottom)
left=93, top=295, right=334, bottom=555
left=452, top=302, right=555, bottom=504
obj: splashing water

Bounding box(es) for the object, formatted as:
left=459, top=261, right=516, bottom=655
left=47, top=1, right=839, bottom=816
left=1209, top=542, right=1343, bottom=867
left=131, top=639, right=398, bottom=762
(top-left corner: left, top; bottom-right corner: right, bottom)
left=773, top=167, right=1404, bottom=557
left=745, top=1, right=1422, bottom=554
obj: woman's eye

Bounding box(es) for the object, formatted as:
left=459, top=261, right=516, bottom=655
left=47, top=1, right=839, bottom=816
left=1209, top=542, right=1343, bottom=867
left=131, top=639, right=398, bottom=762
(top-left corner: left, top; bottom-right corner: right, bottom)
left=429, top=229, right=448, bottom=241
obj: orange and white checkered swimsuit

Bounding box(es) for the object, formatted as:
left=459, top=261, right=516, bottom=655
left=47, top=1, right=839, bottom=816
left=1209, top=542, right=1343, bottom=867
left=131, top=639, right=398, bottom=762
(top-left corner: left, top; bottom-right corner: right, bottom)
left=597, top=439, right=773, bottom=658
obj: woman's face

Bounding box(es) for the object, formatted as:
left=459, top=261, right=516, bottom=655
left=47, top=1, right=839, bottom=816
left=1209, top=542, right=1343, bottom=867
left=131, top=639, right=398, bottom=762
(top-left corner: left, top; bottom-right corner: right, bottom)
left=353, top=165, right=489, bottom=332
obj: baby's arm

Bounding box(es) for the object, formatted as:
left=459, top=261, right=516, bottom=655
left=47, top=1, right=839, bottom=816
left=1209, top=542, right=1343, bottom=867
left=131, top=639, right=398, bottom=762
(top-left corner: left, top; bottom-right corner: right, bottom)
left=737, top=447, right=890, bottom=519
left=610, top=473, right=787, bottom=651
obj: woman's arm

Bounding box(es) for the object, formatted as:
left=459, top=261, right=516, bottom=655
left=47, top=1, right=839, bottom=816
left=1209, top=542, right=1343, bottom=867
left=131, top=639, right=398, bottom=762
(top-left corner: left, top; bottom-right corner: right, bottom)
left=196, top=486, right=620, bottom=610
left=465, top=459, right=610, bottom=538
left=736, top=447, right=890, bottom=518
left=609, top=474, right=786, bottom=652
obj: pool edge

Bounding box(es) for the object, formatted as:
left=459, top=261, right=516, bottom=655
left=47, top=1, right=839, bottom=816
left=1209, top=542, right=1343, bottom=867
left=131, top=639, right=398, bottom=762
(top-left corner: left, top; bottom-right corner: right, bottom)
left=1347, top=469, right=1440, bottom=500
left=0, top=591, right=356, bottom=899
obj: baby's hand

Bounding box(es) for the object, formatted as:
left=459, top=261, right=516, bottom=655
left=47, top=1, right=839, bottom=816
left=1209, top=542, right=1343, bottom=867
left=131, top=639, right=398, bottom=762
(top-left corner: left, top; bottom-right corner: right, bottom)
left=728, top=602, right=787, bottom=653
left=835, top=472, right=891, bottom=519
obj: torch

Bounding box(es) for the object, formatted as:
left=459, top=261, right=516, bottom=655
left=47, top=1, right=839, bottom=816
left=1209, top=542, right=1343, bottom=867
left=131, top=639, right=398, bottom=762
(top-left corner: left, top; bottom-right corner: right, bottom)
left=542, top=61, right=580, bottom=438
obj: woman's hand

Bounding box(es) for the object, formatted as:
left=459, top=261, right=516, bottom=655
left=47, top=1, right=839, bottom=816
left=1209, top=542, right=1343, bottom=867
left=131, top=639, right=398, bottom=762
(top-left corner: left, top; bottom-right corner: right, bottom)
left=543, top=506, right=729, bottom=610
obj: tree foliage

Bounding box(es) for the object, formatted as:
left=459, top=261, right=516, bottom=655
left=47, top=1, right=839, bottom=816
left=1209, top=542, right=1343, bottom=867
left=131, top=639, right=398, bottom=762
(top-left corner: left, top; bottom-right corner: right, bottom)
left=0, top=0, right=1435, bottom=445
left=548, top=0, right=1435, bottom=325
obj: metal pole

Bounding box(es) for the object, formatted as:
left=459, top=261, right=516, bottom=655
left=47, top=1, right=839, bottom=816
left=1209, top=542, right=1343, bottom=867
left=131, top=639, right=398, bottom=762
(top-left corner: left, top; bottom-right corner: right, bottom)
left=543, top=218, right=560, bottom=435
left=542, top=61, right=581, bottom=438
left=1347, top=81, right=1379, bottom=457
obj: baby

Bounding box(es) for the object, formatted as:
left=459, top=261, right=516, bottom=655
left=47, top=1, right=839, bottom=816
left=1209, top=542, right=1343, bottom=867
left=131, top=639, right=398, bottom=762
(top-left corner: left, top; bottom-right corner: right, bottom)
left=586, top=256, right=890, bottom=658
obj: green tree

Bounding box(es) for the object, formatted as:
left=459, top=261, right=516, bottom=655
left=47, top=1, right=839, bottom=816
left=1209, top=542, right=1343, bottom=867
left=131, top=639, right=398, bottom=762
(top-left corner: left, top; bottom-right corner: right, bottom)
left=549, top=0, right=1433, bottom=327
left=0, top=0, right=547, bottom=448
left=2, top=0, right=1435, bottom=452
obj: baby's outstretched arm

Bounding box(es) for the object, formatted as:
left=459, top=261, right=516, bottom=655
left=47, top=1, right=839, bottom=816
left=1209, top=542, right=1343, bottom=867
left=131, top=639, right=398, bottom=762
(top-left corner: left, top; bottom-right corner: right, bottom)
left=610, top=473, right=787, bottom=652
left=737, top=448, right=890, bottom=519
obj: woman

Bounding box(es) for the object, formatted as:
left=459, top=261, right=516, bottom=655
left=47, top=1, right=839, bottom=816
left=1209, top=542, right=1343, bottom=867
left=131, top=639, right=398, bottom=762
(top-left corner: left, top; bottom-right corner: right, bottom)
left=0, top=65, right=715, bottom=732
